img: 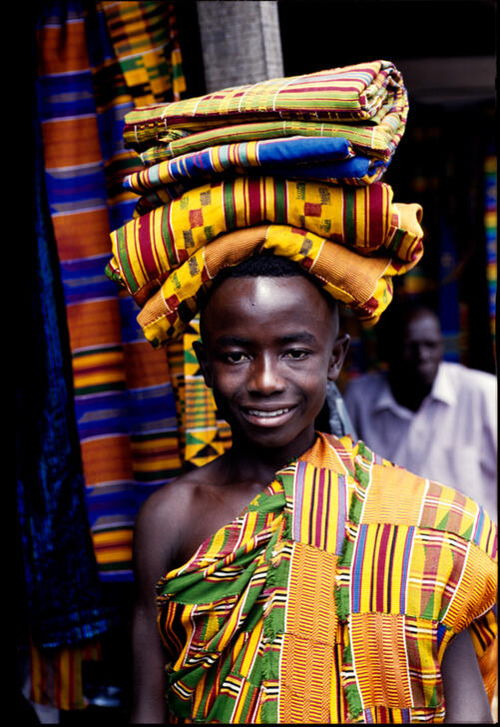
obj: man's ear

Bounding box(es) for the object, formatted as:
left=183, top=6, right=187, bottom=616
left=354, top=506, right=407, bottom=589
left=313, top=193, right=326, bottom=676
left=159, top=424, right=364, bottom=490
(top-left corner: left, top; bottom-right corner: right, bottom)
left=192, top=339, right=213, bottom=388
left=327, top=333, right=350, bottom=381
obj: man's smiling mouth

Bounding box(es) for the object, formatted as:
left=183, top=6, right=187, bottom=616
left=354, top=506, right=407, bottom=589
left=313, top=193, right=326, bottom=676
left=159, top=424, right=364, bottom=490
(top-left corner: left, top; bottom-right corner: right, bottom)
left=239, top=405, right=298, bottom=427
left=246, top=407, right=292, bottom=418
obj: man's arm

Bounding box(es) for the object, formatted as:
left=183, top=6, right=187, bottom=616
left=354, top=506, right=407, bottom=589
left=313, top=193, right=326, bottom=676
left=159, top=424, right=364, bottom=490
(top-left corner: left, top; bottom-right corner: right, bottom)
left=130, top=489, right=178, bottom=724
left=442, top=628, right=493, bottom=723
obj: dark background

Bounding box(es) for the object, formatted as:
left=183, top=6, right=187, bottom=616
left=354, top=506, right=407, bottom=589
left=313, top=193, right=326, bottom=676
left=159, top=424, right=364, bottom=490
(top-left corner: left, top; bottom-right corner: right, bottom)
left=278, top=0, right=495, bottom=71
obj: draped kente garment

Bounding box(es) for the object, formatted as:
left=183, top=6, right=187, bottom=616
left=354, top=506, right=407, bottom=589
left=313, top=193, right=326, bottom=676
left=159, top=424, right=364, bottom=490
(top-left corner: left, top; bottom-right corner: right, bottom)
left=156, top=433, right=497, bottom=724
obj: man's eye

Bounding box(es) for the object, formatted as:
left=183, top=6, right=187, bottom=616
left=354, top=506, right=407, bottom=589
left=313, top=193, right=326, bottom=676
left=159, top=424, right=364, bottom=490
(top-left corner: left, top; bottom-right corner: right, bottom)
left=223, top=352, right=249, bottom=364
left=284, top=349, right=309, bottom=360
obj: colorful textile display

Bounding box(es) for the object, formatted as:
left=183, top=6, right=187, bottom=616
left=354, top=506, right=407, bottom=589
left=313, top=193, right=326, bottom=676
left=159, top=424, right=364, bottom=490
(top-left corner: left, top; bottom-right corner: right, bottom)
left=17, top=107, right=112, bottom=650
left=37, top=0, right=185, bottom=582
left=107, top=177, right=423, bottom=345
left=123, top=60, right=408, bottom=164
left=99, top=1, right=186, bottom=106
left=156, top=432, right=497, bottom=724
left=124, top=137, right=387, bottom=200
left=31, top=0, right=185, bottom=711
left=106, top=59, right=421, bottom=469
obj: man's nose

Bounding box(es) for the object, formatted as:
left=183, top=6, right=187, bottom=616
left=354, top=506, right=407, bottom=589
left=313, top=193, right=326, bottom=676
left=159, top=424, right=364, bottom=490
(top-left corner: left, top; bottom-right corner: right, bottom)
left=415, top=343, right=432, bottom=361
left=247, top=354, right=286, bottom=395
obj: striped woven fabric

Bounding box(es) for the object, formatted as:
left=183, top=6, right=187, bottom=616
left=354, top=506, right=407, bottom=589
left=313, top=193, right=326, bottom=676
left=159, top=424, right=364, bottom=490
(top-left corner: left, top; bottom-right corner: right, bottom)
left=135, top=223, right=421, bottom=347
left=124, top=136, right=387, bottom=199
left=156, top=432, right=497, bottom=724
left=109, top=178, right=422, bottom=299
left=106, top=177, right=423, bottom=345
left=164, top=316, right=232, bottom=468
left=100, top=1, right=186, bottom=105
left=29, top=639, right=102, bottom=711
left=123, top=60, right=408, bottom=162
left=33, top=0, right=187, bottom=711
left=140, top=117, right=403, bottom=167
left=37, top=0, right=186, bottom=583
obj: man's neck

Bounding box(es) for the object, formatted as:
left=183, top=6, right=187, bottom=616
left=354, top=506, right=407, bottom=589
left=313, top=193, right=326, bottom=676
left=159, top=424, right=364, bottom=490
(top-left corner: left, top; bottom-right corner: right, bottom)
left=388, top=374, right=432, bottom=412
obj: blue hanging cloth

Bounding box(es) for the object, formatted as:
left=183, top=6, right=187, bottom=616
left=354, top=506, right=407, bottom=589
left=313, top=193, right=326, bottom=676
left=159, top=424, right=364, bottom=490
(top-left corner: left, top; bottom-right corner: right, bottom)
left=16, top=64, right=113, bottom=649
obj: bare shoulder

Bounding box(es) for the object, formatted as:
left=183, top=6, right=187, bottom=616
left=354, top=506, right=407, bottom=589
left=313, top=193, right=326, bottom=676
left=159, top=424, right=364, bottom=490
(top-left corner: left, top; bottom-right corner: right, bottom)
left=134, top=452, right=273, bottom=576
left=137, top=465, right=213, bottom=530
left=134, top=457, right=229, bottom=575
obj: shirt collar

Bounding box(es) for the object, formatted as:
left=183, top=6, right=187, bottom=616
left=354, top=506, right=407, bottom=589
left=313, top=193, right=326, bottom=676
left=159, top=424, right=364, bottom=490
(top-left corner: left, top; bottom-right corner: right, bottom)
left=372, top=375, right=412, bottom=418
left=429, top=362, right=456, bottom=406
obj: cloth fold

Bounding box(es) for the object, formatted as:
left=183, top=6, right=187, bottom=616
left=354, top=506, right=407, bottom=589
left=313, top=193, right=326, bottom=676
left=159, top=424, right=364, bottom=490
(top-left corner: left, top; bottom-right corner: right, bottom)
left=107, top=178, right=423, bottom=299
left=106, top=176, right=423, bottom=345
left=140, top=117, right=403, bottom=167
left=124, top=136, right=386, bottom=198
left=123, top=60, right=408, bottom=164
left=135, top=223, right=419, bottom=347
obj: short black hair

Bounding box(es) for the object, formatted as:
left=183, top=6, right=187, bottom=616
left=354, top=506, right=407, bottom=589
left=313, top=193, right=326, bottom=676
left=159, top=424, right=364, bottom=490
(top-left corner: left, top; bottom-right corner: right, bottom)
left=216, top=252, right=308, bottom=278
left=199, top=252, right=337, bottom=313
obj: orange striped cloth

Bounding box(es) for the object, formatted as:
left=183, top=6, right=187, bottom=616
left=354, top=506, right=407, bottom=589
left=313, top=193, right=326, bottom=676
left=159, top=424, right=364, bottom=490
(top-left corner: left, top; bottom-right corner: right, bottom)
left=32, top=0, right=185, bottom=712
left=37, top=0, right=185, bottom=580
left=157, top=433, right=497, bottom=723
left=29, top=640, right=102, bottom=712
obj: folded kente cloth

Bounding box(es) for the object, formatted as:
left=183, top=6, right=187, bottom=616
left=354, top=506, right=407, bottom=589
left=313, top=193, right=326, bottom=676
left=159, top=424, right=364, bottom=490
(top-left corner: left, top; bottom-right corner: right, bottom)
left=106, top=176, right=423, bottom=347
left=107, top=175, right=423, bottom=292
left=124, top=137, right=387, bottom=201
left=139, top=117, right=404, bottom=167
left=107, top=61, right=420, bottom=350
left=124, top=60, right=408, bottom=163
left=135, top=223, right=422, bottom=347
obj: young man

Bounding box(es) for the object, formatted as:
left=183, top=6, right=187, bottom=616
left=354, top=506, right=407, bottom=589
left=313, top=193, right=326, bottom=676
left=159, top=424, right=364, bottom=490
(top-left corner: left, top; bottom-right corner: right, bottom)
left=105, top=60, right=497, bottom=724
left=130, top=255, right=496, bottom=724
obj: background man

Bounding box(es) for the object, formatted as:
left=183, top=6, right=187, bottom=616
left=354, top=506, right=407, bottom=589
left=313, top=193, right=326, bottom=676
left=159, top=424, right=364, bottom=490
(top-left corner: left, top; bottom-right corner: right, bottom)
left=343, top=302, right=497, bottom=519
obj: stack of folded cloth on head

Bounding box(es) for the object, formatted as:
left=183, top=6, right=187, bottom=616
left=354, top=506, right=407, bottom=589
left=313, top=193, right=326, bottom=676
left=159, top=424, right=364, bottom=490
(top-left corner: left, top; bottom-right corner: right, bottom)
left=106, top=59, right=424, bottom=348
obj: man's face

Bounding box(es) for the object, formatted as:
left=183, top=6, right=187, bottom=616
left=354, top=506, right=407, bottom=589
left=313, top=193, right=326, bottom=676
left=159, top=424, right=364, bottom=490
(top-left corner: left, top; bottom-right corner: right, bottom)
left=196, top=275, right=349, bottom=455
left=395, top=310, right=444, bottom=388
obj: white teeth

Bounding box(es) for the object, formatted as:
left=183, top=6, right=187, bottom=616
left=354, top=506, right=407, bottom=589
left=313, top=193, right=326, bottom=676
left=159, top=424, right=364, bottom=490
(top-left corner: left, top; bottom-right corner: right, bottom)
left=247, top=408, right=290, bottom=418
